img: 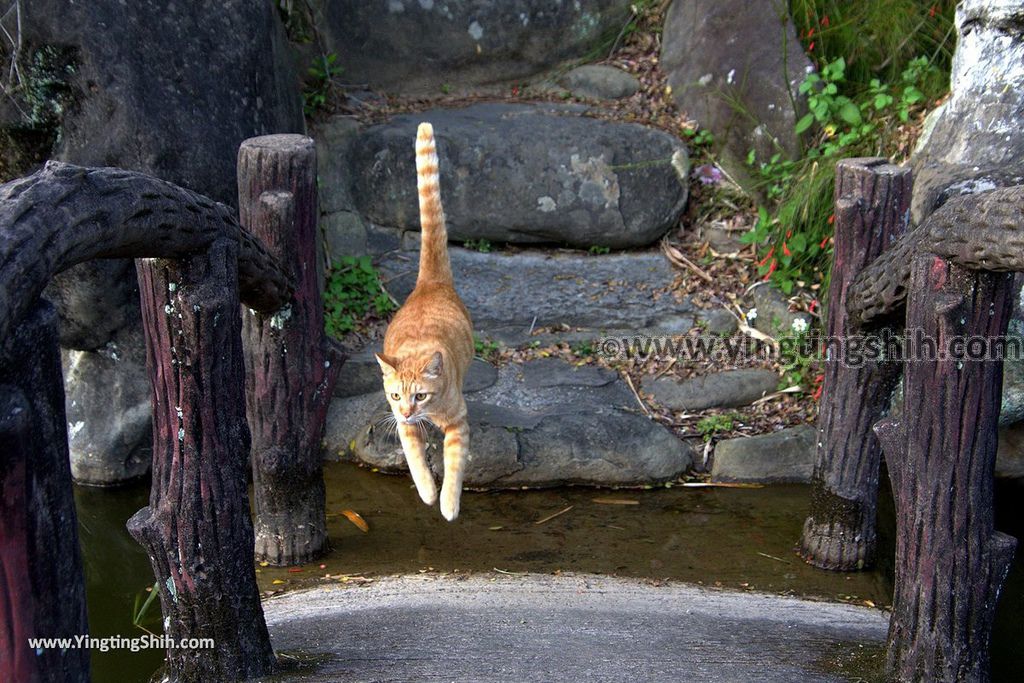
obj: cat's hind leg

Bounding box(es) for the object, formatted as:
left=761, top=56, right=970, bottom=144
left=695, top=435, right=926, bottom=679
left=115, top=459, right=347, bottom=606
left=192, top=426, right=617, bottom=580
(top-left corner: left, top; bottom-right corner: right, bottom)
left=398, top=422, right=437, bottom=505
left=440, top=418, right=469, bottom=521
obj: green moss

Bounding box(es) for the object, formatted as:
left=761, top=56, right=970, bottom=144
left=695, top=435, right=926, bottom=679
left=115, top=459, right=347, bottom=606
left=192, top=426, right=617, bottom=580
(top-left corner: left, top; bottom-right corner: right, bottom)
left=0, top=44, right=79, bottom=182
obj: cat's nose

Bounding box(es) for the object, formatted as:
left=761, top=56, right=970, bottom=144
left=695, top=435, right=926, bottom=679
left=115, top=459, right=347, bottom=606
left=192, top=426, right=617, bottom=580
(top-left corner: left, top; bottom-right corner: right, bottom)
left=400, top=407, right=413, bottom=418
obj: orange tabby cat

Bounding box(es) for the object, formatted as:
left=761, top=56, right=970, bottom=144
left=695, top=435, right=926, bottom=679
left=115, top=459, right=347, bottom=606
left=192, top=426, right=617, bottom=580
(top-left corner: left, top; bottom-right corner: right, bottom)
left=376, top=122, right=474, bottom=521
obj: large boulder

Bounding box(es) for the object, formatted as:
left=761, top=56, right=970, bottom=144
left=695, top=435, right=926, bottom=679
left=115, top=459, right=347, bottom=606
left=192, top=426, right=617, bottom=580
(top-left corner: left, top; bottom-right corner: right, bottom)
left=324, top=358, right=694, bottom=488
left=911, top=0, right=1024, bottom=224
left=307, top=0, right=633, bottom=93
left=347, top=103, right=689, bottom=249
left=12, top=0, right=303, bottom=204
left=62, top=328, right=152, bottom=486
left=5, top=0, right=303, bottom=484
left=661, top=0, right=812, bottom=193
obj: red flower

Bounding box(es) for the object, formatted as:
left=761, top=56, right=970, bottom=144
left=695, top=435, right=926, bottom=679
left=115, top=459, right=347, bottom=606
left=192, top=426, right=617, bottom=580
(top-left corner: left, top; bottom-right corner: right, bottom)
left=811, top=373, right=825, bottom=400
left=809, top=300, right=818, bottom=313
left=762, top=259, right=777, bottom=280
left=783, top=242, right=792, bottom=257
left=828, top=213, right=835, bottom=225
left=819, top=236, right=830, bottom=249
left=822, top=15, right=830, bottom=27
left=757, top=246, right=775, bottom=267
left=808, top=41, right=815, bottom=51
left=929, top=5, right=938, bottom=17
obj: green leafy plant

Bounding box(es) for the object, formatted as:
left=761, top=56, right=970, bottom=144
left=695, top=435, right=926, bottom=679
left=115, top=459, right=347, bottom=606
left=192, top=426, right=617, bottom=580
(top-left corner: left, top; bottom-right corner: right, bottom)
left=323, top=255, right=395, bottom=337
left=474, top=335, right=500, bottom=360
left=588, top=245, right=610, bottom=255
left=572, top=341, right=595, bottom=357
left=697, top=413, right=736, bottom=441
left=463, top=239, right=492, bottom=253
left=683, top=127, right=715, bottom=148
left=790, top=0, right=956, bottom=93
left=745, top=54, right=942, bottom=294
left=740, top=1, right=955, bottom=296
left=303, top=53, right=342, bottom=115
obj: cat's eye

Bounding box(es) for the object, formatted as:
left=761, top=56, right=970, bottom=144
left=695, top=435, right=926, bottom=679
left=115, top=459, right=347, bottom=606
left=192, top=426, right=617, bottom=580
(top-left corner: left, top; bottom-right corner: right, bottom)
left=390, top=392, right=400, bottom=401
left=415, top=392, right=428, bottom=401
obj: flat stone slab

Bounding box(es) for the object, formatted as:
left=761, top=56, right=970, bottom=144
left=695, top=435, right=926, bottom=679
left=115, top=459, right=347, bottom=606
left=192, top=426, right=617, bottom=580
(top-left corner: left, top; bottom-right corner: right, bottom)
left=263, top=573, right=888, bottom=682
left=642, top=369, right=779, bottom=412
left=334, top=347, right=498, bottom=398
left=324, top=358, right=693, bottom=488
left=313, top=1, right=633, bottom=93
left=712, top=425, right=817, bottom=483
left=348, top=103, right=688, bottom=248
left=750, top=284, right=812, bottom=337
left=378, top=247, right=695, bottom=346
left=558, top=64, right=641, bottom=100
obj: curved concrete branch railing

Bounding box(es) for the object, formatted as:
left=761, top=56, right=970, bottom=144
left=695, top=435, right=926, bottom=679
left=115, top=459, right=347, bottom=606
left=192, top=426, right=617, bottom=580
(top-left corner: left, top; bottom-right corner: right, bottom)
left=0, top=152, right=320, bottom=682
left=0, top=161, right=292, bottom=345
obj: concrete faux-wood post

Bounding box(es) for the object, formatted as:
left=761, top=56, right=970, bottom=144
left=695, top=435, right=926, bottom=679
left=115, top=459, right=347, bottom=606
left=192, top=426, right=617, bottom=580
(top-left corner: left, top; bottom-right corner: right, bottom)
left=131, top=238, right=276, bottom=680
left=0, top=161, right=293, bottom=681
left=800, top=158, right=910, bottom=570
left=238, top=135, right=344, bottom=566
left=0, top=303, right=90, bottom=683
left=874, top=254, right=1017, bottom=682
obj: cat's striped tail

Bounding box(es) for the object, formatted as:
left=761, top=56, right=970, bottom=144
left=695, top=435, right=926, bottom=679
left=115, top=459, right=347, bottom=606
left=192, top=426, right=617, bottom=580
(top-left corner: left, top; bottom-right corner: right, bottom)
left=415, top=122, right=453, bottom=286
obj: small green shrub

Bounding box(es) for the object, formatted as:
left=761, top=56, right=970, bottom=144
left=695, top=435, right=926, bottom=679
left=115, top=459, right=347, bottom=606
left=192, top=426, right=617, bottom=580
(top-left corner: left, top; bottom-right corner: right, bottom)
left=697, top=414, right=736, bottom=441
left=790, top=0, right=956, bottom=95
left=303, top=53, right=342, bottom=115
left=463, top=239, right=492, bottom=253
left=572, top=341, right=595, bottom=357
left=745, top=55, right=942, bottom=294
left=588, top=245, right=610, bottom=255
left=323, top=255, right=395, bottom=337
left=474, top=336, right=500, bottom=360
left=741, top=2, right=956, bottom=296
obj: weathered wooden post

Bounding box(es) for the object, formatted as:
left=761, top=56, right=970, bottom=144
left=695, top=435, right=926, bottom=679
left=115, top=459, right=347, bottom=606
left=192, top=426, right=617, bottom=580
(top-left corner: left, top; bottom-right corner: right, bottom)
left=0, top=303, right=90, bottom=683
left=874, top=253, right=1017, bottom=681
left=800, top=158, right=911, bottom=570
left=130, top=237, right=277, bottom=680
left=238, top=135, right=343, bottom=566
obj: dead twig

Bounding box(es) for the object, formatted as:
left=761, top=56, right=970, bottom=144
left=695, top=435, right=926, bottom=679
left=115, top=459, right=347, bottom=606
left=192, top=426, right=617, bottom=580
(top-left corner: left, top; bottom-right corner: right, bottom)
left=534, top=505, right=574, bottom=526
left=662, top=238, right=713, bottom=283
left=623, top=373, right=652, bottom=417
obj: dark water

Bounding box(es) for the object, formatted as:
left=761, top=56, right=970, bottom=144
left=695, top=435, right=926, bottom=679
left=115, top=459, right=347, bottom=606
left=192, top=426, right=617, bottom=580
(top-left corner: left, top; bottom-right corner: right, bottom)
left=74, top=462, right=1024, bottom=683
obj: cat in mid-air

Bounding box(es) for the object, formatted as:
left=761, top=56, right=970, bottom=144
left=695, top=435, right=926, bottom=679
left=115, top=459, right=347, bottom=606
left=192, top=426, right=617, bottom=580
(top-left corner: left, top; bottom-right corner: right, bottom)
left=376, top=122, right=474, bottom=521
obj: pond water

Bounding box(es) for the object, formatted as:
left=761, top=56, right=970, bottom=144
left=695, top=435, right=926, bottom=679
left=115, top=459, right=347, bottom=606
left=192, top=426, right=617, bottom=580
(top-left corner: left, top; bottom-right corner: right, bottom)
left=74, top=462, right=1024, bottom=682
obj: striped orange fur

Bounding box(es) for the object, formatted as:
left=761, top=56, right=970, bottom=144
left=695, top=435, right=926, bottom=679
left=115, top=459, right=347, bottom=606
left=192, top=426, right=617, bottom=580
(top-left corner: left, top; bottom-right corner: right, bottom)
left=376, top=122, right=474, bottom=521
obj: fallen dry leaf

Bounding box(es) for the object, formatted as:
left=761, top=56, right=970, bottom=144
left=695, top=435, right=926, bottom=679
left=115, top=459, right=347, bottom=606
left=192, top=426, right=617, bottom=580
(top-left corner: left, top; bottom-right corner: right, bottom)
left=342, top=509, right=369, bottom=533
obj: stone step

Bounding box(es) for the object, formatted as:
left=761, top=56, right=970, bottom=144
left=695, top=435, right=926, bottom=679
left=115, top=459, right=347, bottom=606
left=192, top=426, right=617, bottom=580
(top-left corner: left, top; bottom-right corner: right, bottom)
left=324, top=357, right=693, bottom=489
left=377, top=246, right=695, bottom=346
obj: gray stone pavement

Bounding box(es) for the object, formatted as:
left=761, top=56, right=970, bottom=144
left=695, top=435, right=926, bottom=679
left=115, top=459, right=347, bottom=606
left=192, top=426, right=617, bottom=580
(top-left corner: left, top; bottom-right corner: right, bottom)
left=263, top=573, right=888, bottom=682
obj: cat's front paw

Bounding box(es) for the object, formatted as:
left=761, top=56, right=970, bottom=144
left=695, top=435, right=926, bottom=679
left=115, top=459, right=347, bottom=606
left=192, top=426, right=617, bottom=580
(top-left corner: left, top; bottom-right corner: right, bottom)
left=440, top=483, right=461, bottom=521
left=415, top=479, right=438, bottom=506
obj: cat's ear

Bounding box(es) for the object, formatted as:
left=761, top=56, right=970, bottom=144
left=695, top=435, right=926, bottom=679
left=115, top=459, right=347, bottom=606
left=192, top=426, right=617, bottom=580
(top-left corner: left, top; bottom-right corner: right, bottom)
left=375, top=353, right=398, bottom=375
left=422, top=351, right=443, bottom=379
